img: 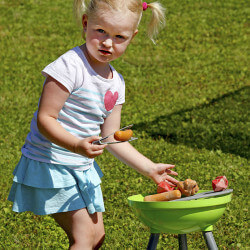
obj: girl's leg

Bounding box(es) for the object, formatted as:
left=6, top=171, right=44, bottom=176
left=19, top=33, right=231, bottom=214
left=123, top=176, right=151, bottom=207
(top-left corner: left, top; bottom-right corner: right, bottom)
left=52, top=208, right=105, bottom=249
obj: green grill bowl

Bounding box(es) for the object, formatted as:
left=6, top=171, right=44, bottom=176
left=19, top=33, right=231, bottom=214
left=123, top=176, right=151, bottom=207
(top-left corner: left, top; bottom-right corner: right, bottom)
left=128, top=190, right=232, bottom=234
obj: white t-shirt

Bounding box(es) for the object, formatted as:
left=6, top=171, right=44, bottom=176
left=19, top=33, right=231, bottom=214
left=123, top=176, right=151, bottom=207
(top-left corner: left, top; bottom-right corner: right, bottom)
left=21, top=46, right=125, bottom=170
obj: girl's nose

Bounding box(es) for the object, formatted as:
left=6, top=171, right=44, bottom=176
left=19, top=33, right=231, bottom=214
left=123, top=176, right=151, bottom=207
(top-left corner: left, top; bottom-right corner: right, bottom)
left=102, top=37, right=112, bottom=47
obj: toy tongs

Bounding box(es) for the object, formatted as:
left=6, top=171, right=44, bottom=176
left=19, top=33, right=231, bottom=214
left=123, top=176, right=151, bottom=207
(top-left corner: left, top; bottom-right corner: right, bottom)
left=93, top=124, right=138, bottom=145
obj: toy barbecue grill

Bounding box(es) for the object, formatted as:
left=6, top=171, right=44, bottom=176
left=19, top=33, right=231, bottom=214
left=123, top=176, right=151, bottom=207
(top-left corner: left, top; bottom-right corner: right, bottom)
left=128, top=189, right=233, bottom=250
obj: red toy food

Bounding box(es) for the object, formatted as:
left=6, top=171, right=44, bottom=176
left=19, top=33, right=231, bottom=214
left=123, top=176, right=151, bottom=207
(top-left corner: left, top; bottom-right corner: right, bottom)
left=212, top=176, right=228, bottom=192
left=144, top=190, right=181, bottom=202
left=157, top=181, right=175, bottom=193
left=114, top=129, right=133, bottom=141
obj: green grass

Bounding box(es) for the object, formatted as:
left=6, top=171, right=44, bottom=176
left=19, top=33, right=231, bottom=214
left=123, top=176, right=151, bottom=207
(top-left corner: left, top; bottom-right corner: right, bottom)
left=0, top=0, right=249, bottom=249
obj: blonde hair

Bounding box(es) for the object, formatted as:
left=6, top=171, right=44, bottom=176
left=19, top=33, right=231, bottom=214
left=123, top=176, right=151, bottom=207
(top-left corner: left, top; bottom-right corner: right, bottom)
left=73, top=0, right=165, bottom=42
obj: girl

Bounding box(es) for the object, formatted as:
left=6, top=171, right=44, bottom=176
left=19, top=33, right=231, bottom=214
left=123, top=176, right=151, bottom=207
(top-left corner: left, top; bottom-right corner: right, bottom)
left=8, top=0, right=179, bottom=249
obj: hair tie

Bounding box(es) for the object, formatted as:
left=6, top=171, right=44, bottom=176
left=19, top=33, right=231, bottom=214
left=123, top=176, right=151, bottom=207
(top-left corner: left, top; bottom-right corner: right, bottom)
left=142, top=2, right=148, bottom=11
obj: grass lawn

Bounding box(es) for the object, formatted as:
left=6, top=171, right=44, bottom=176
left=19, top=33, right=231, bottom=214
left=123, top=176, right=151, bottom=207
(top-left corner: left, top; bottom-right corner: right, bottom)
left=0, top=0, right=249, bottom=248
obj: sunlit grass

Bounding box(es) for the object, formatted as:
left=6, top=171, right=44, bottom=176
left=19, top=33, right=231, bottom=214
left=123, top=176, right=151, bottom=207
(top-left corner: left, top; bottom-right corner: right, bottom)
left=0, top=0, right=249, bottom=248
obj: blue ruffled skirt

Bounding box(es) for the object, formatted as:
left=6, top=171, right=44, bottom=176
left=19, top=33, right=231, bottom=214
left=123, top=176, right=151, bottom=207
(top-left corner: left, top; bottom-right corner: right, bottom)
left=8, top=155, right=105, bottom=215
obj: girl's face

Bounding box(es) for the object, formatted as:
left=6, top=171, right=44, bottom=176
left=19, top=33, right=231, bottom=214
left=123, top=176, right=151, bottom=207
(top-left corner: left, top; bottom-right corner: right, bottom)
left=82, top=8, right=138, bottom=67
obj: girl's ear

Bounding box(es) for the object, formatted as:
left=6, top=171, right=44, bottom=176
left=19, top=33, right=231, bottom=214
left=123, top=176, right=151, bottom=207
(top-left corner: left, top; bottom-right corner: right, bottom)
left=132, top=29, right=138, bottom=40
left=82, top=14, right=88, bottom=32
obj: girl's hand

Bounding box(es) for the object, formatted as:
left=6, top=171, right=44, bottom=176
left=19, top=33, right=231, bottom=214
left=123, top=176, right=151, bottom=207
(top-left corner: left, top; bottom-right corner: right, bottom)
left=74, top=136, right=107, bottom=158
left=148, top=163, right=179, bottom=185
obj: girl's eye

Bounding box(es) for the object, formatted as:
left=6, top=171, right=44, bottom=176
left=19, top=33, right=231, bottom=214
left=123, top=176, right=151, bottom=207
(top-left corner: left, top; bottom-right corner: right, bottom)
left=97, top=29, right=105, bottom=34
left=116, top=35, right=125, bottom=39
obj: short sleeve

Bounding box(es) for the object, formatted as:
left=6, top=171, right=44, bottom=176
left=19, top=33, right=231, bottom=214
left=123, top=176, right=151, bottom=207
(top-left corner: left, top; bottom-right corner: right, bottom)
left=42, top=50, right=82, bottom=93
left=116, top=73, right=125, bottom=105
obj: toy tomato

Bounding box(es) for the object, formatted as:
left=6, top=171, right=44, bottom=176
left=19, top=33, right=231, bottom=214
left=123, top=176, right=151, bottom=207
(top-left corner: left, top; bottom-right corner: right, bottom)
left=212, top=176, right=228, bottom=192
left=157, top=181, right=175, bottom=193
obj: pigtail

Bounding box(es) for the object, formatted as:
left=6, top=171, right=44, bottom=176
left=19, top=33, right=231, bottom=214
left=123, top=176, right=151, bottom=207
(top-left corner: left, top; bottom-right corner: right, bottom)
left=73, top=0, right=89, bottom=24
left=146, top=2, right=166, bottom=43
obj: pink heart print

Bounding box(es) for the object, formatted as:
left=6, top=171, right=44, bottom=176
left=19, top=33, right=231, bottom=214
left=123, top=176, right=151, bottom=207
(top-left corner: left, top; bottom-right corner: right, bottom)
left=104, top=90, right=118, bottom=111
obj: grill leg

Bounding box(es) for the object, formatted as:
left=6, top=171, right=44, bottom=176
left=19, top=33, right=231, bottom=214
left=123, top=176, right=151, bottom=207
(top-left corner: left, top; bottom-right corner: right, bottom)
left=178, top=234, right=188, bottom=250
left=202, top=231, right=218, bottom=250
left=147, top=233, right=160, bottom=250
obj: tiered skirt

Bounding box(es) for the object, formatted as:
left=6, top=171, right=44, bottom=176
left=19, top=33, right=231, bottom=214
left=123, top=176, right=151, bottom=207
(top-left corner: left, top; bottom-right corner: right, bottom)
left=8, top=155, right=105, bottom=215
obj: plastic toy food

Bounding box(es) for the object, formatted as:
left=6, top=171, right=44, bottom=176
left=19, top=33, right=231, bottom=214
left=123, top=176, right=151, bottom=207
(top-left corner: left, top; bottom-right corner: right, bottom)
left=157, top=181, right=175, bottom=193
left=144, top=178, right=199, bottom=202
left=114, top=129, right=133, bottom=141
left=177, top=179, right=199, bottom=196
left=144, top=190, right=181, bottom=202
left=212, top=176, right=228, bottom=192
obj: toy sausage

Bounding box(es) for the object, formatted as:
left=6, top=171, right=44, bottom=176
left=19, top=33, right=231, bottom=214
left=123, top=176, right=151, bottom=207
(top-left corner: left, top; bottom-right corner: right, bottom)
left=114, top=129, right=133, bottom=141
left=144, top=190, right=181, bottom=202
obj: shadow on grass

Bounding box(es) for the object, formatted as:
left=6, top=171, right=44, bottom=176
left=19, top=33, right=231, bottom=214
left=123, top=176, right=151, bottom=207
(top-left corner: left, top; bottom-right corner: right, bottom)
left=135, top=86, right=250, bottom=159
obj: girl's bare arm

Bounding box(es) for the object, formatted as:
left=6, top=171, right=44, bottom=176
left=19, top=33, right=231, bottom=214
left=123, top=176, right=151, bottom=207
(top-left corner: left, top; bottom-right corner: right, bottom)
left=101, top=105, right=178, bottom=184
left=37, top=76, right=106, bottom=158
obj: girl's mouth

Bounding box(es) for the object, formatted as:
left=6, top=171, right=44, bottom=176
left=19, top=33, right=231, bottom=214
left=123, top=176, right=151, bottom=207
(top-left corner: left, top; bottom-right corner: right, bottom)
left=99, top=49, right=112, bottom=55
